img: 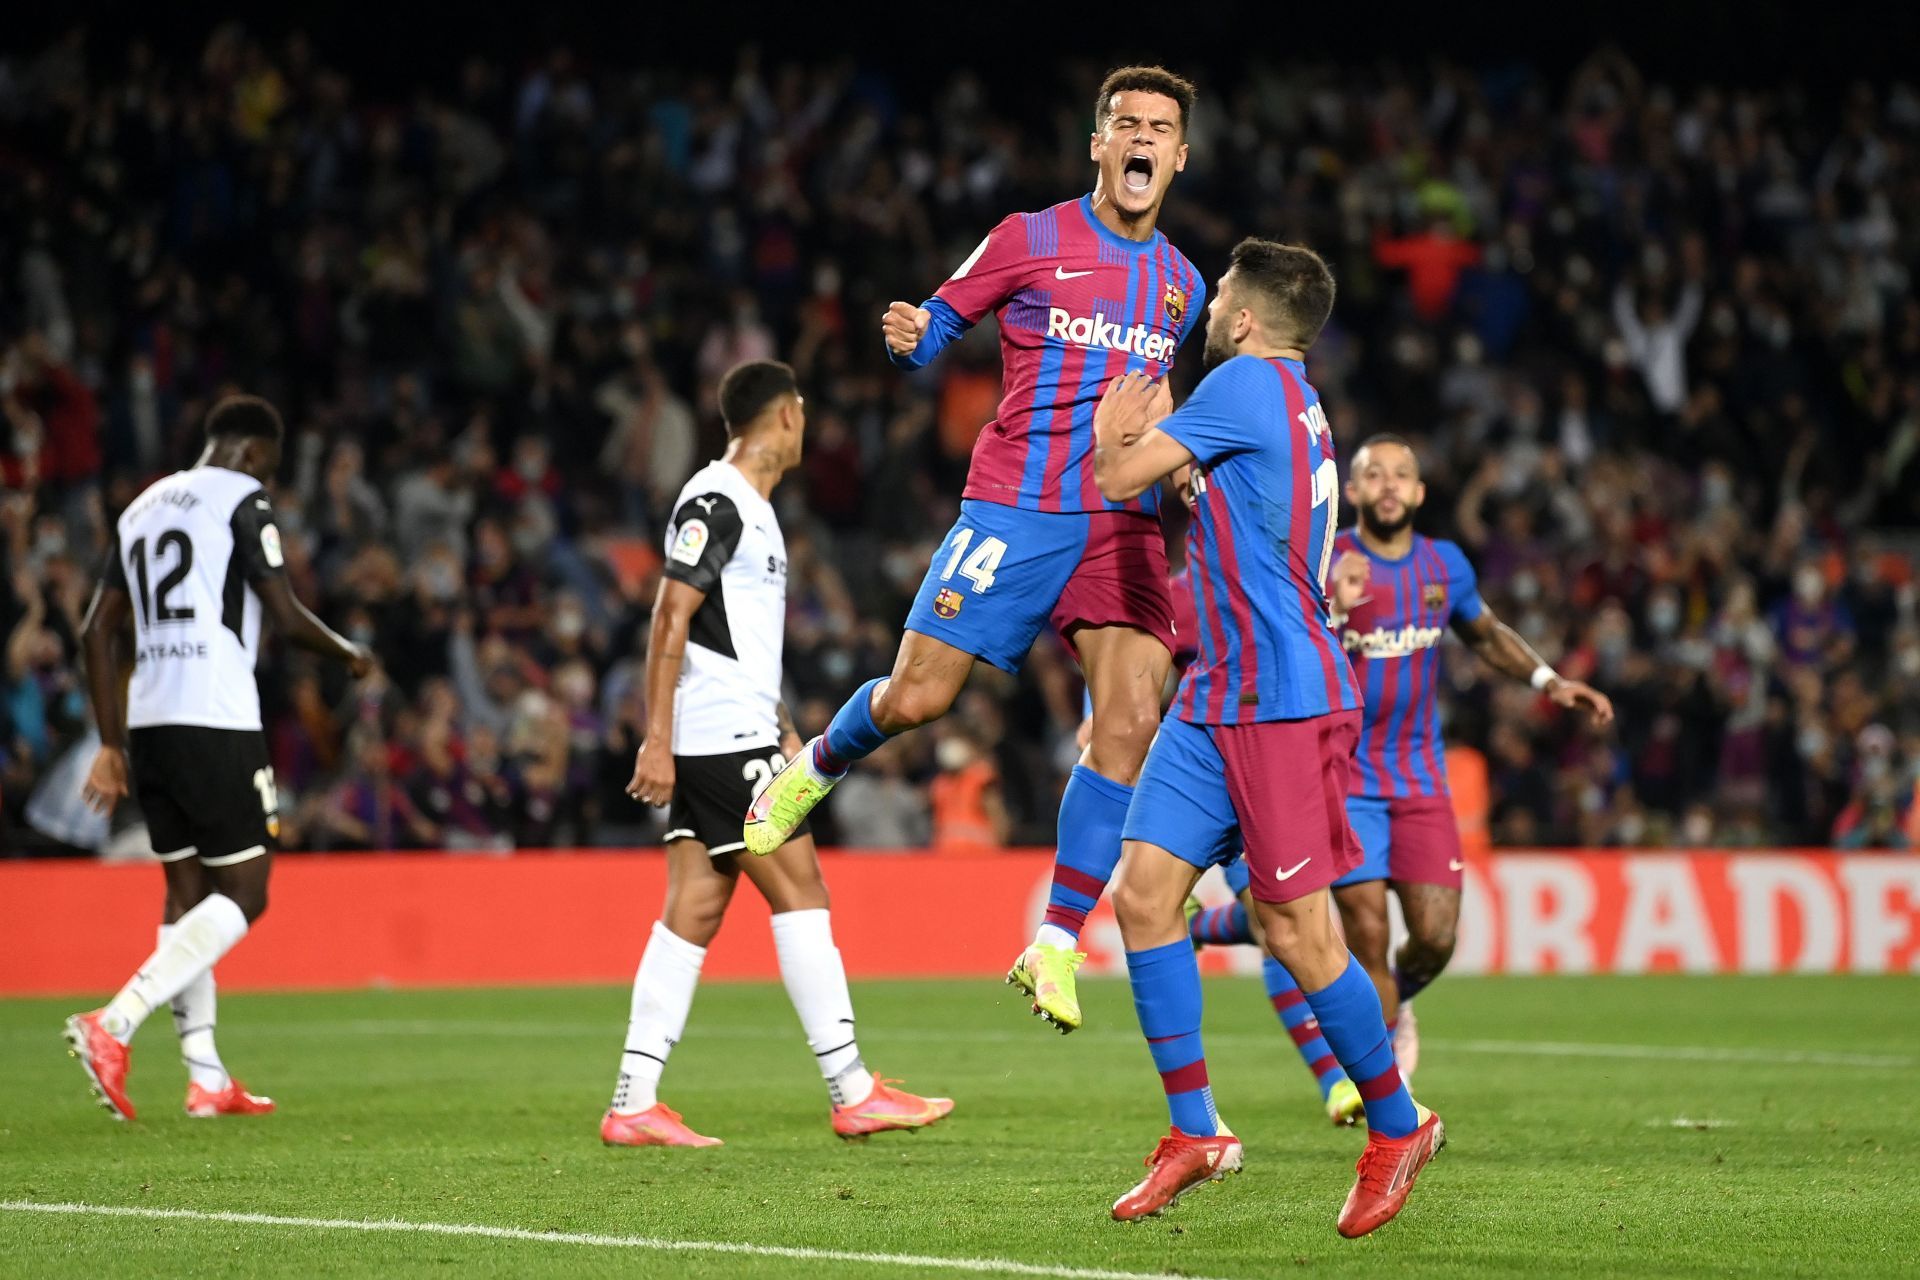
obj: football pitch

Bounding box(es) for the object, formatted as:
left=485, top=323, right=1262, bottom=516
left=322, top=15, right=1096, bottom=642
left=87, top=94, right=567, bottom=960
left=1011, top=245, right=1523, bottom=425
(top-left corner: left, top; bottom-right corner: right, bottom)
left=2, top=974, right=1915, bottom=1278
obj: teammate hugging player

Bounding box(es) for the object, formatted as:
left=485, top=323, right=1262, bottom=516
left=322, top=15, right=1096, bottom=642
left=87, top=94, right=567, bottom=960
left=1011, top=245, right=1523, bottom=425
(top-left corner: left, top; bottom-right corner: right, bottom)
left=1091, top=239, right=1442, bottom=1235
left=65, top=395, right=375, bottom=1121
left=1251, top=436, right=1614, bottom=1083
left=608, top=360, right=951, bottom=1148
left=746, top=67, right=1207, bottom=1036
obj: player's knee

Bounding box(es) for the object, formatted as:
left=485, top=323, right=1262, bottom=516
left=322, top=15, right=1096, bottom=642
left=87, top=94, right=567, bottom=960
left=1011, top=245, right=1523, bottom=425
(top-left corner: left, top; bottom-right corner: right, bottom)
left=228, top=883, right=269, bottom=923
left=1408, top=922, right=1457, bottom=969
left=1086, top=702, right=1159, bottom=774
left=874, top=673, right=956, bottom=732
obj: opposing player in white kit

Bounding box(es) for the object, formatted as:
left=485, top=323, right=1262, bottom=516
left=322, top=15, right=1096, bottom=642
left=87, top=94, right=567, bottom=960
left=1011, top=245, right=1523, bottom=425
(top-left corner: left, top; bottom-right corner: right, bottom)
left=65, top=395, right=374, bottom=1121
left=607, top=359, right=952, bottom=1146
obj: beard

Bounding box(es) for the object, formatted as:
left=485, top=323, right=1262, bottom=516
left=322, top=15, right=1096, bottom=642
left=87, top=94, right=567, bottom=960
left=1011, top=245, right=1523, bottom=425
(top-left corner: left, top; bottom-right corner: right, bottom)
left=1202, top=324, right=1233, bottom=369
left=1359, top=501, right=1416, bottom=538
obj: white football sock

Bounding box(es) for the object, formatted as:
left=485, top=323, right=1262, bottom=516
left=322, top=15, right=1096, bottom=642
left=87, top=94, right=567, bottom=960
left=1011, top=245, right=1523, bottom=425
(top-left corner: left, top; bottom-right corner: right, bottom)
left=771, top=908, right=874, bottom=1106
left=100, top=895, right=249, bottom=1044
left=612, top=921, right=705, bottom=1114
left=1034, top=924, right=1078, bottom=950
left=160, top=925, right=230, bottom=1091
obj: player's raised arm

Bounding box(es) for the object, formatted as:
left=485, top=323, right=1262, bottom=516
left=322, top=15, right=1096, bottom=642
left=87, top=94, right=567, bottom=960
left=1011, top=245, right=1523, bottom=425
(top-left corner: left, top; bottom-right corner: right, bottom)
left=1093, top=372, right=1188, bottom=501
left=883, top=213, right=1028, bottom=370
left=1444, top=545, right=1613, bottom=724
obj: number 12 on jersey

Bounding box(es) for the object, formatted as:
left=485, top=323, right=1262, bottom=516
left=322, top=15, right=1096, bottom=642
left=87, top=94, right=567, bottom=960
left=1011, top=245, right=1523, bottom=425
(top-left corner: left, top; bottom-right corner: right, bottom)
left=939, top=528, right=1006, bottom=594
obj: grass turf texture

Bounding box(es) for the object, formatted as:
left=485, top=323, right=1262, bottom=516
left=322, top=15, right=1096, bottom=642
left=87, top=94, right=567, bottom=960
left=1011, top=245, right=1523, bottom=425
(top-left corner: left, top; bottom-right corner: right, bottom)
left=2, top=975, right=1916, bottom=1278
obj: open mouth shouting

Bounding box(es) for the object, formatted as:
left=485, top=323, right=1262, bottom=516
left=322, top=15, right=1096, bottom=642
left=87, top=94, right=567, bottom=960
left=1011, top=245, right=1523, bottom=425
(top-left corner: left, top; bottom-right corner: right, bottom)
left=1123, top=151, right=1155, bottom=194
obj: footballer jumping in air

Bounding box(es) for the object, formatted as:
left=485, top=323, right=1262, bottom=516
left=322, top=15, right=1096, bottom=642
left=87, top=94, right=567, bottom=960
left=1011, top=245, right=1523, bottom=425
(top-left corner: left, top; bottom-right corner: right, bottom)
left=612, top=360, right=951, bottom=1147
left=1092, top=239, right=1442, bottom=1235
left=66, top=395, right=375, bottom=1121
left=746, top=66, right=1206, bottom=1035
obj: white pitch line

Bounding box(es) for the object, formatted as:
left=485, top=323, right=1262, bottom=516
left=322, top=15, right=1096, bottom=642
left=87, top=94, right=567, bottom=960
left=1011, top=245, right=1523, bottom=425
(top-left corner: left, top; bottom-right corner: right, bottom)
left=0, top=1201, right=1235, bottom=1280
left=5, top=1018, right=1911, bottom=1069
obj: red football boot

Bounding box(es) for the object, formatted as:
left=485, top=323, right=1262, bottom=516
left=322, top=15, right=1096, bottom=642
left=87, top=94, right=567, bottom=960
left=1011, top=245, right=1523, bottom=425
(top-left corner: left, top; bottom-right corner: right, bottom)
left=600, top=1103, right=723, bottom=1148
left=1337, top=1107, right=1445, bottom=1237
left=64, top=1010, right=135, bottom=1121
left=831, top=1077, right=953, bottom=1140
left=1111, top=1128, right=1243, bottom=1221
left=186, top=1079, right=277, bottom=1117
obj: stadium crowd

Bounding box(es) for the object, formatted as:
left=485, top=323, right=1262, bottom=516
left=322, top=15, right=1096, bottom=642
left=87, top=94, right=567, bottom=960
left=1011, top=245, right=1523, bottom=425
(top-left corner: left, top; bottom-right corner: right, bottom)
left=4, top=27, right=1919, bottom=854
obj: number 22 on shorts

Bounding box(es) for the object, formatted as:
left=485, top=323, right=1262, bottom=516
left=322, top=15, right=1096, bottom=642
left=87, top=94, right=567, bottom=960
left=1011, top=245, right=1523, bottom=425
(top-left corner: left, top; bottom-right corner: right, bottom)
left=939, top=528, right=1006, bottom=594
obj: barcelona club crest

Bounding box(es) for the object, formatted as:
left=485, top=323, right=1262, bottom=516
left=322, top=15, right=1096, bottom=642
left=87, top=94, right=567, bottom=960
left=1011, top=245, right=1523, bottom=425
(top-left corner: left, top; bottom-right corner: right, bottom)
left=934, top=588, right=964, bottom=619
left=1163, top=285, right=1188, bottom=326
left=1423, top=584, right=1448, bottom=612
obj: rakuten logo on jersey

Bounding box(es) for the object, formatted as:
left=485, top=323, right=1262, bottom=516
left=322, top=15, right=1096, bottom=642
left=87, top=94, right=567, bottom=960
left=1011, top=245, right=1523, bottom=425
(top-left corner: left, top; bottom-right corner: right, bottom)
left=1342, top=624, right=1445, bottom=659
left=1046, top=309, right=1176, bottom=362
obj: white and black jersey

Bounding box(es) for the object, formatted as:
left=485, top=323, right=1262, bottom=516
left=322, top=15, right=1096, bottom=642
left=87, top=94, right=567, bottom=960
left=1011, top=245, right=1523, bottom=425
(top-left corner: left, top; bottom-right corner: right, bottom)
left=662, top=460, right=788, bottom=757
left=106, top=466, right=286, bottom=732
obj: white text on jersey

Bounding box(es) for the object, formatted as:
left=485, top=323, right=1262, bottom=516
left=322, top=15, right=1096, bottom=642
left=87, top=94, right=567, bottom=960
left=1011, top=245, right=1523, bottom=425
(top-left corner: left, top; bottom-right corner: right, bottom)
left=1045, top=309, right=1176, bottom=362
left=1342, top=624, right=1445, bottom=659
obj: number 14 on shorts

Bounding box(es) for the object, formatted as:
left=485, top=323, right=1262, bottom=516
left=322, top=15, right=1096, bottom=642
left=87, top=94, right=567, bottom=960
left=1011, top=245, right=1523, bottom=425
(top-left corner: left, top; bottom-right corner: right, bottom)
left=940, top=528, right=1007, bottom=594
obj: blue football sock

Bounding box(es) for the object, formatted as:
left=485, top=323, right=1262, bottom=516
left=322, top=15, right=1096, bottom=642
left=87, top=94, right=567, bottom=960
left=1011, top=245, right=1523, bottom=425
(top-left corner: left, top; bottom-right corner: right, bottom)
left=1303, top=955, right=1418, bottom=1138
left=813, top=677, right=890, bottom=777
left=1262, top=954, right=1350, bottom=1101
left=1126, top=939, right=1217, bottom=1137
left=1041, top=766, right=1131, bottom=941
left=1191, top=902, right=1252, bottom=946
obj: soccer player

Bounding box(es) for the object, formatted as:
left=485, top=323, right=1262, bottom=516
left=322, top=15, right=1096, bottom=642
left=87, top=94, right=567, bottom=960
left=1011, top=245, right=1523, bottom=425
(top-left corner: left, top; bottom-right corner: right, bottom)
left=746, top=67, right=1207, bottom=1035
left=1091, top=239, right=1442, bottom=1235
left=66, top=395, right=375, bottom=1121
left=610, top=360, right=951, bottom=1147
left=1261, top=436, right=1613, bottom=1078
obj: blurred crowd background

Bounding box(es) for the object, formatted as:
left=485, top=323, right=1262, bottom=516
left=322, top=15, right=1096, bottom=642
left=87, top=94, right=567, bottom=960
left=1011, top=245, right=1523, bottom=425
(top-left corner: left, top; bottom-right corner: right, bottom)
left=4, top=23, right=1920, bottom=856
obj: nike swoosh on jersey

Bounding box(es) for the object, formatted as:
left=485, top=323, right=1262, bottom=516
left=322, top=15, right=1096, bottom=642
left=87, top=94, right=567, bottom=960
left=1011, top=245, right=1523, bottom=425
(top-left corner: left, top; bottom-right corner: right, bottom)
left=1275, top=858, right=1312, bottom=881
left=1448, top=859, right=1465, bottom=871
left=1054, top=266, right=1094, bottom=280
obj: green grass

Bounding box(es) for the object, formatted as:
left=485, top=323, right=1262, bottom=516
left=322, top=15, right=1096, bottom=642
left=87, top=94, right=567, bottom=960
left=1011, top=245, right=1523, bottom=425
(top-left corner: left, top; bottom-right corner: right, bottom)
left=2, top=975, right=1916, bottom=1278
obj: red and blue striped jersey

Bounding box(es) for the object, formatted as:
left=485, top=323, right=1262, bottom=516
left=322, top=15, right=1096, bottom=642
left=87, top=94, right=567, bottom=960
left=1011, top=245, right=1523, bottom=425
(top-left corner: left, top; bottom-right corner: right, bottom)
left=1158, top=355, right=1360, bottom=725
left=927, top=195, right=1204, bottom=515
left=1335, top=531, right=1485, bottom=798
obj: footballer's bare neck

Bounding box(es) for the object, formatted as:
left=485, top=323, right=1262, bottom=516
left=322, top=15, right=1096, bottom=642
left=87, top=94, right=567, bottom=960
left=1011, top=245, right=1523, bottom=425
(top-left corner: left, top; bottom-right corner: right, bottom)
left=1087, top=184, right=1162, bottom=242
left=724, top=436, right=789, bottom=499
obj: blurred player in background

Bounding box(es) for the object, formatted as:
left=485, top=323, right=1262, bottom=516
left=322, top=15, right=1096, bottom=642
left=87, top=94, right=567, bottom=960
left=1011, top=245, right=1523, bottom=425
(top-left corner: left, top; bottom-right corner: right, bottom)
left=1092, top=240, right=1442, bottom=1234
left=613, top=360, right=952, bottom=1147
left=1254, top=437, right=1614, bottom=1083
left=747, top=67, right=1207, bottom=1035
left=65, top=395, right=375, bottom=1121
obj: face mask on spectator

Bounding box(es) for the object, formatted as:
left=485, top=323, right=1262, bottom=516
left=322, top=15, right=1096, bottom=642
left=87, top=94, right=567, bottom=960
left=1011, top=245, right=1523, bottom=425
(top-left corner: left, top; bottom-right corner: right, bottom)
left=423, top=562, right=460, bottom=601
left=1794, top=567, right=1824, bottom=604
left=1649, top=598, right=1681, bottom=636
left=1511, top=571, right=1540, bottom=604
left=553, top=609, right=585, bottom=641
left=936, top=737, right=973, bottom=771
left=1702, top=472, right=1733, bottom=507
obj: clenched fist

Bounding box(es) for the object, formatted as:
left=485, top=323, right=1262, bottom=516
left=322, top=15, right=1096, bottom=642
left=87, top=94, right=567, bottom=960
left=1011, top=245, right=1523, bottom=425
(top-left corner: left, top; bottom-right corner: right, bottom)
left=881, top=302, right=932, bottom=356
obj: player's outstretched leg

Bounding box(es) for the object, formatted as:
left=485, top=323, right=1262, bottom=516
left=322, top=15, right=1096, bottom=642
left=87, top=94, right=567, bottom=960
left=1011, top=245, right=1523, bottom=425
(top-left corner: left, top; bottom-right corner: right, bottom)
left=1260, top=888, right=1443, bottom=1238
left=747, top=636, right=975, bottom=855
left=1262, top=955, right=1363, bottom=1127
left=1012, top=626, right=1168, bottom=1034
left=66, top=891, right=255, bottom=1121
left=1110, top=843, right=1242, bottom=1222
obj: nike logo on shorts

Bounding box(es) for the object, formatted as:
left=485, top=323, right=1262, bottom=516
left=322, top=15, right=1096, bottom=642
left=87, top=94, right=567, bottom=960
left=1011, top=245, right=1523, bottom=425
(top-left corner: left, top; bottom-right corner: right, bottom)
left=1054, top=266, right=1094, bottom=280
left=1275, top=858, right=1312, bottom=881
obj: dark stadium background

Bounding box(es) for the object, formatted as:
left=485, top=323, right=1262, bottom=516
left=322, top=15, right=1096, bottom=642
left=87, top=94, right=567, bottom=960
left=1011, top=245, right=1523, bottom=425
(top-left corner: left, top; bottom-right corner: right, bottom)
left=6, top=4, right=1920, bottom=855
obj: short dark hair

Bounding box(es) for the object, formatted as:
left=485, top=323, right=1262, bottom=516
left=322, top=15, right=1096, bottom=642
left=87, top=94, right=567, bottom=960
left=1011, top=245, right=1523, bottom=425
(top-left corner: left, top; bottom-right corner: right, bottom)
left=717, top=359, right=799, bottom=436
left=1226, top=238, right=1336, bottom=350
left=204, top=394, right=285, bottom=442
left=1354, top=432, right=1421, bottom=476
left=1094, top=65, right=1196, bottom=134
